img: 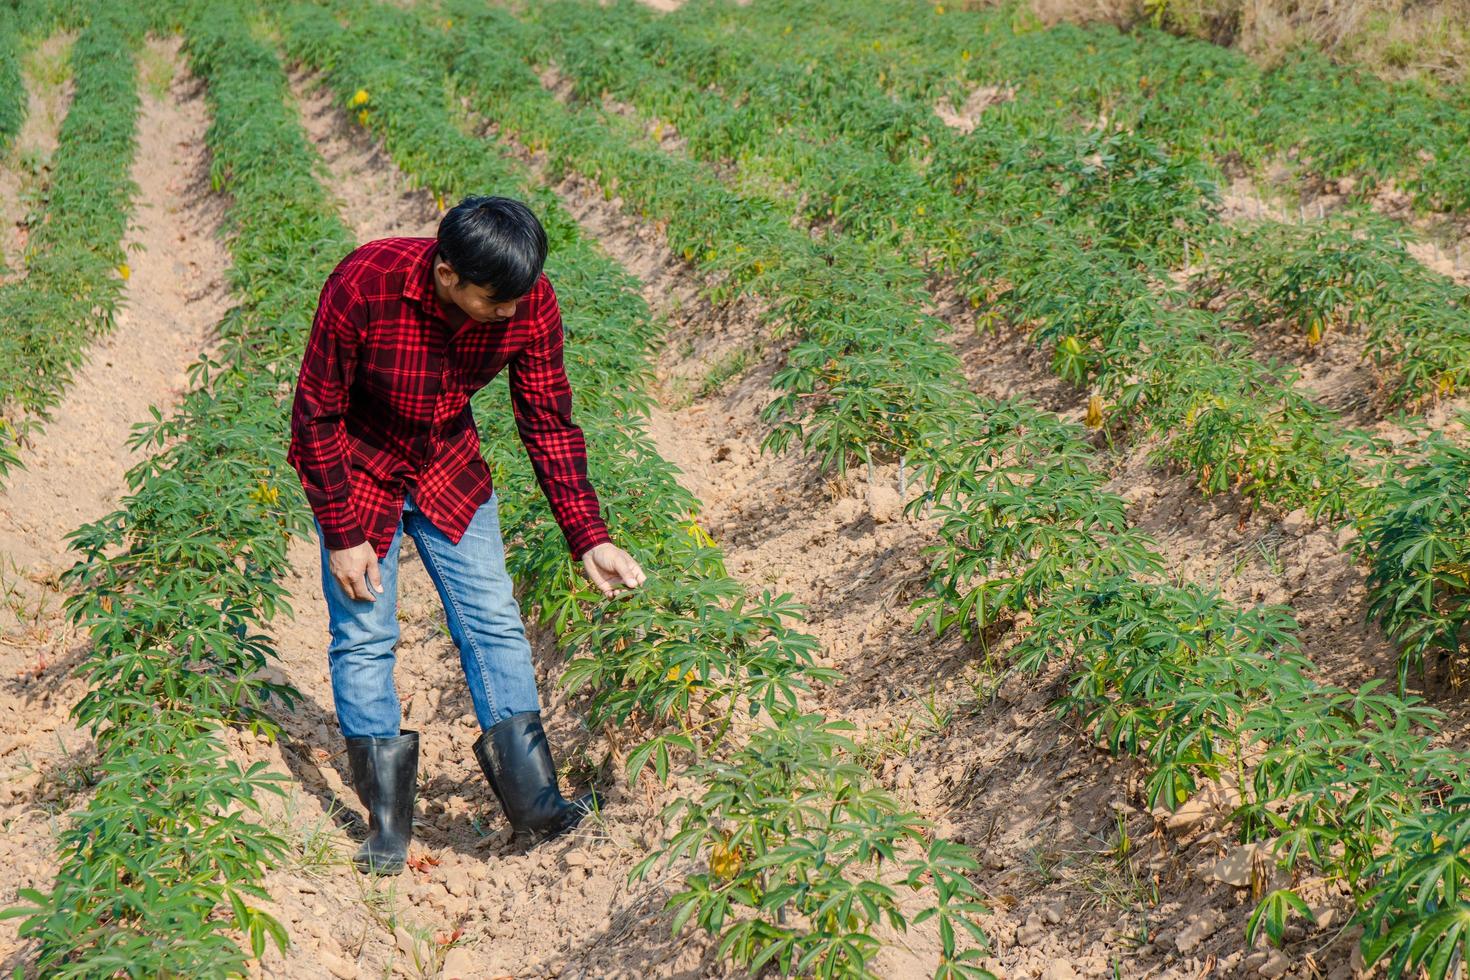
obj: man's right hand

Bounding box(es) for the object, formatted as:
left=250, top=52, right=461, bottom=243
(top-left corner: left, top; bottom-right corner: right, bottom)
left=330, top=541, right=385, bottom=601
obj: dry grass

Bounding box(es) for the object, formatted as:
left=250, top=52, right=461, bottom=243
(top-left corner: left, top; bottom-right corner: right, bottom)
left=1018, top=0, right=1470, bottom=88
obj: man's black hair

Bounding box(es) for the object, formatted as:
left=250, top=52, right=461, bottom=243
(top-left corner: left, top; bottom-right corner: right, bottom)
left=436, top=195, right=548, bottom=299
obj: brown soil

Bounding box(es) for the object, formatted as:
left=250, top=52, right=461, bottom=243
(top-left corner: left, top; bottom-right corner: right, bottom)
left=0, top=31, right=75, bottom=280
left=0, top=36, right=231, bottom=967
left=934, top=84, right=1017, bottom=134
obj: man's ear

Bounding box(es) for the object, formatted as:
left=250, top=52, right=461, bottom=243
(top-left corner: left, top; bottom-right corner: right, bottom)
left=433, top=257, right=457, bottom=288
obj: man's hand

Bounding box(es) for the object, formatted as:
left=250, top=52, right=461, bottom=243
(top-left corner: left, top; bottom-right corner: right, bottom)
left=329, top=541, right=385, bottom=602
left=581, top=542, right=646, bottom=598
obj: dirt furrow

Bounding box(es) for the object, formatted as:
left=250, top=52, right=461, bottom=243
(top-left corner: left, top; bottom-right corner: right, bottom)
left=0, top=35, right=231, bottom=967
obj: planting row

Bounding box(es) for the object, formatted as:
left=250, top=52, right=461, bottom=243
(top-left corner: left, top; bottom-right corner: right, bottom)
left=537, top=0, right=1470, bottom=417
left=687, top=0, right=1470, bottom=215
left=3, top=1, right=345, bottom=973
left=278, top=3, right=992, bottom=977
left=528, top=0, right=1470, bottom=693
left=0, top=4, right=140, bottom=483
left=421, top=0, right=1470, bottom=971
left=0, top=7, right=22, bottom=153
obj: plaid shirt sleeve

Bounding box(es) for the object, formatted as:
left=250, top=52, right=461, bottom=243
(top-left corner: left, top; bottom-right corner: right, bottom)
left=290, top=271, right=367, bottom=551
left=509, top=277, right=612, bottom=561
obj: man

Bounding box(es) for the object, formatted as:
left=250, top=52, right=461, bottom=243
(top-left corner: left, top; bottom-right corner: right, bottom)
left=287, top=195, right=646, bottom=875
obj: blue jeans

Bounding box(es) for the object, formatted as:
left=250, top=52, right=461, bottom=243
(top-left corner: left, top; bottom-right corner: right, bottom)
left=314, top=488, right=542, bottom=739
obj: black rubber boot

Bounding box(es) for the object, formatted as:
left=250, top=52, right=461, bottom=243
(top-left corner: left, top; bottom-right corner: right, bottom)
left=344, top=729, right=418, bottom=875
left=473, top=711, right=598, bottom=843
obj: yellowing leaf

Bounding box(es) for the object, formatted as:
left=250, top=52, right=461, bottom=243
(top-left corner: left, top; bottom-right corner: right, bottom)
left=961, top=50, right=971, bottom=61
left=1084, top=393, right=1104, bottom=429
left=685, top=519, right=716, bottom=548
left=117, top=262, right=130, bottom=281
left=1433, top=561, right=1470, bottom=582
left=357, top=108, right=370, bottom=126
left=350, top=88, right=369, bottom=107
left=710, top=837, right=743, bottom=879
left=1306, top=319, right=1323, bottom=345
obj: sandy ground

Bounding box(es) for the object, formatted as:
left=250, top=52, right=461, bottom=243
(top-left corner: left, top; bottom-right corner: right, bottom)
left=0, top=31, right=73, bottom=280
left=0, top=35, right=231, bottom=968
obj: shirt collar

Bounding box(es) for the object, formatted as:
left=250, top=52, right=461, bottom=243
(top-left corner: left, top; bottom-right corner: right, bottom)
left=402, top=238, right=451, bottom=320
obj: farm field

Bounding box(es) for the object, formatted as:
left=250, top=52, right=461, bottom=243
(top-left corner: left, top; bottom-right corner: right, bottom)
left=0, top=0, right=1468, bottom=978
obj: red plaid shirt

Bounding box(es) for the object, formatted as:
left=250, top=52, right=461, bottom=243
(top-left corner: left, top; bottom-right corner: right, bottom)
left=287, top=237, right=611, bottom=562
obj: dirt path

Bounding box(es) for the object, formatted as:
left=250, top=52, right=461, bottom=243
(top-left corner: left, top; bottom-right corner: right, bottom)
left=0, top=31, right=73, bottom=280
left=0, top=36, right=232, bottom=966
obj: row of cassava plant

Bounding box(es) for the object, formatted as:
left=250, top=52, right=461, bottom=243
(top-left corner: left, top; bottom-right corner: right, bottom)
left=0, top=2, right=360, bottom=973
left=0, top=6, right=22, bottom=153
left=525, top=0, right=1470, bottom=702
left=276, top=4, right=993, bottom=977
left=533, top=0, right=1470, bottom=419
left=427, top=2, right=1470, bottom=971
left=708, top=0, right=1470, bottom=399
left=651, top=0, right=1470, bottom=216
left=438, top=0, right=974, bottom=485
left=0, top=4, right=140, bottom=484
left=435, top=0, right=1458, bottom=719
left=524, top=0, right=1370, bottom=491
left=1189, top=211, right=1470, bottom=404
left=1354, top=427, right=1470, bottom=693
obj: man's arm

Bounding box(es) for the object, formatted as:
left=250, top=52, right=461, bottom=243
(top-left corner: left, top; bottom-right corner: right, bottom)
left=290, top=271, right=367, bottom=552
left=508, top=276, right=612, bottom=561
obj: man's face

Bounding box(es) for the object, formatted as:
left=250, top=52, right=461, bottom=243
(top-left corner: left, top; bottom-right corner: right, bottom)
left=435, top=258, right=527, bottom=324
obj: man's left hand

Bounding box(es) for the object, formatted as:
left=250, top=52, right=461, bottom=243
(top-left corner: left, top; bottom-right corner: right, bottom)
left=581, top=542, right=646, bottom=598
